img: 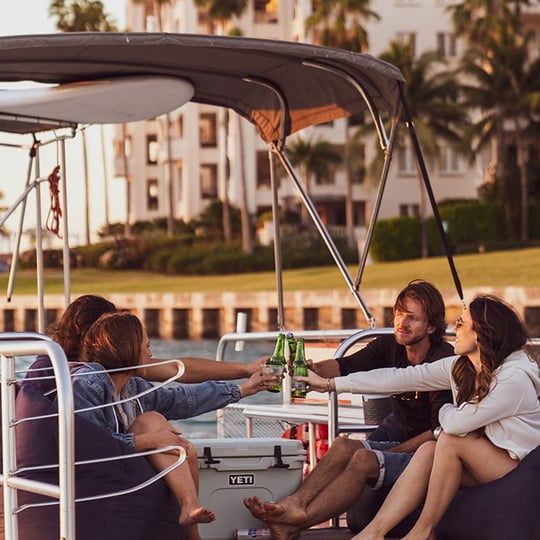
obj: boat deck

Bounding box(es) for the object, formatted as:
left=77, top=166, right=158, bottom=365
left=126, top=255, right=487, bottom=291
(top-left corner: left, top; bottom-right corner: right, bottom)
left=300, top=529, right=353, bottom=539
left=299, top=528, right=398, bottom=539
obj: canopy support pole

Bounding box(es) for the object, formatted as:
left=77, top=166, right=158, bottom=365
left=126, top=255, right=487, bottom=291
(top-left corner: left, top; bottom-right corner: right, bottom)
left=354, top=111, right=401, bottom=290
left=275, top=146, right=374, bottom=326
left=398, top=82, right=465, bottom=304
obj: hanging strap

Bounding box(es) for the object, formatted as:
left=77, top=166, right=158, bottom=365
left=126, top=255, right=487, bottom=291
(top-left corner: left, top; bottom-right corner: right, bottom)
left=46, top=165, right=62, bottom=237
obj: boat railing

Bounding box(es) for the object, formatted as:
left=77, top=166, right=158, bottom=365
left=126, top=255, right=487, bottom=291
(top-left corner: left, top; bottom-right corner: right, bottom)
left=0, top=334, right=186, bottom=540
left=0, top=332, right=75, bottom=540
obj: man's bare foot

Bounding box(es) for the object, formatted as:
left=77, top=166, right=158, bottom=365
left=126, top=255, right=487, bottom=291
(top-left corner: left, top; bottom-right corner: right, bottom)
left=269, top=523, right=301, bottom=540
left=244, top=496, right=268, bottom=521
left=269, top=523, right=300, bottom=540
left=179, top=505, right=216, bottom=526
left=264, top=500, right=307, bottom=526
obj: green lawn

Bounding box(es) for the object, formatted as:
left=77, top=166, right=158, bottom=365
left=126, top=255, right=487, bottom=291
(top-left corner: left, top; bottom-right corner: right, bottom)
left=2, top=246, right=539, bottom=295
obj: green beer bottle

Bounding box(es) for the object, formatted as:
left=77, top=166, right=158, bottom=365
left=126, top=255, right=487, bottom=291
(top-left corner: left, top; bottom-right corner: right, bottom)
left=286, top=332, right=296, bottom=365
left=267, top=333, right=286, bottom=393
left=291, top=338, right=308, bottom=399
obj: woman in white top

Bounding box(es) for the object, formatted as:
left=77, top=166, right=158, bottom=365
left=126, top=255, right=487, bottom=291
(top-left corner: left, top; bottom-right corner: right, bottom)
left=299, top=294, right=540, bottom=540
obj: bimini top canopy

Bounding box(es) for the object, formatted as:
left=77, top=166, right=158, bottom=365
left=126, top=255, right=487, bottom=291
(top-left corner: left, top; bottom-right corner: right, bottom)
left=0, top=76, right=195, bottom=133
left=0, top=32, right=404, bottom=143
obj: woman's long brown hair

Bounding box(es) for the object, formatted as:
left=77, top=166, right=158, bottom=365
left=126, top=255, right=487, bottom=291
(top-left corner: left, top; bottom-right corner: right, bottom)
left=81, top=311, right=143, bottom=373
left=452, top=294, right=528, bottom=405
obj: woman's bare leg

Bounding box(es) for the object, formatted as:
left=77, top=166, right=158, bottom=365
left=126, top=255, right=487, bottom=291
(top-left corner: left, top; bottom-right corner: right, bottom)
left=352, top=441, right=436, bottom=540
left=402, top=432, right=519, bottom=540
left=130, top=412, right=215, bottom=540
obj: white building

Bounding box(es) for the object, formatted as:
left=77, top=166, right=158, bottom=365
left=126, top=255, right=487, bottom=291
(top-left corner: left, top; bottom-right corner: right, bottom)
left=112, top=0, right=537, bottom=239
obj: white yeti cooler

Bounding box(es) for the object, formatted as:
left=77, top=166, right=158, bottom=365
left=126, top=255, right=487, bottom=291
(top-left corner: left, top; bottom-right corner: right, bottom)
left=193, top=437, right=306, bottom=540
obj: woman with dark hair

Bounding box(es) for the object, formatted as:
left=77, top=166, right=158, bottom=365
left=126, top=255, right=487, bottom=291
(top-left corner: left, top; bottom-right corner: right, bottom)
left=47, top=294, right=116, bottom=359
left=74, top=311, right=277, bottom=540
left=29, top=294, right=267, bottom=391
left=268, top=294, right=539, bottom=540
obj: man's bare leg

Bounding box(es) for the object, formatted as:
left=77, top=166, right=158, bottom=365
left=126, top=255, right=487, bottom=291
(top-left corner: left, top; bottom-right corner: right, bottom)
left=261, top=443, right=383, bottom=539
left=244, top=436, right=365, bottom=524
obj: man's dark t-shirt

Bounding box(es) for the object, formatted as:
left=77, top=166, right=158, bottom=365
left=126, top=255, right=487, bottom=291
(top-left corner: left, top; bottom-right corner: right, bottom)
left=337, top=334, right=454, bottom=441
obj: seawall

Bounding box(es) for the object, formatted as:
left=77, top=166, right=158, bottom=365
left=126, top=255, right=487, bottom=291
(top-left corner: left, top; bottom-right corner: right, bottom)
left=2, top=287, right=540, bottom=339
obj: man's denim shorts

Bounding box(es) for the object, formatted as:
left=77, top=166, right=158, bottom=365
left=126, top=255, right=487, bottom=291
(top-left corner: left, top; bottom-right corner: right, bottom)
left=360, top=440, right=413, bottom=490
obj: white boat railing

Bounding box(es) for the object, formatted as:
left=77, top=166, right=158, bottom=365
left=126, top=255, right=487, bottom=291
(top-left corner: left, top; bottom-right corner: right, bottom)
left=0, top=332, right=75, bottom=540
left=0, top=334, right=187, bottom=540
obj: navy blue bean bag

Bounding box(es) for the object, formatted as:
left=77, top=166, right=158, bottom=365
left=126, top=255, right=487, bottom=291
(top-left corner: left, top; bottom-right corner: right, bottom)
left=0, top=381, right=184, bottom=540
left=346, top=445, right=540, bottom=539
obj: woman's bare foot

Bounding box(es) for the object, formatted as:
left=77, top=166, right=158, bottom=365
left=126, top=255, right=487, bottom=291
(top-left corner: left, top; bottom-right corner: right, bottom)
left=351, top=532, right=385, bottom=540
left=351, top=523, right=386, bottom=540
left=264, top=499, right=307, bottom=526
left=179, top=505, right=216, bottom=526
left=401, top=529, right=435, bottom=540
left=244, top=496, right=268, bottom=521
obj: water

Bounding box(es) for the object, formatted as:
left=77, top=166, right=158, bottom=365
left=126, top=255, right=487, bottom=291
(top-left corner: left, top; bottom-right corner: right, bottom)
left=139, top=338, right=284, bottom=439
left=13, top=337, right=284, bottom=439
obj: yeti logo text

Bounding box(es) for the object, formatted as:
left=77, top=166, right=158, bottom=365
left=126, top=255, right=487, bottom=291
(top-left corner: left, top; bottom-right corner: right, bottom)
left=228, top=474, right=255, bottom=486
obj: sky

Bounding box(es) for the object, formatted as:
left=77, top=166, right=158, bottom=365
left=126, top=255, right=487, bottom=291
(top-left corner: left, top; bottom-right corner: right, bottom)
left=0, top=1, right=128, bottom=251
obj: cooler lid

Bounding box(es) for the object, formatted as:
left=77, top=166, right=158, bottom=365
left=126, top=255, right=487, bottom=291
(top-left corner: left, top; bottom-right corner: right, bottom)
left=193, top=437, right=305, bottom=459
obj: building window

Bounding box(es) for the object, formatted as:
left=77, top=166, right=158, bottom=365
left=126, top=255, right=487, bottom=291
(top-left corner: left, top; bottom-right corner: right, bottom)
left=436, top=32, right=457, bottom=58
left=350, top=143, right=366, bottom=184
left=146, top=134, right=158, bottom=165
left=199, top=113, right=217, bottom=147
left=254, top=0, right=278, bottom=24
left=440, top=146, right=461, bottom=174
left=200, top=164, right=218, bottom=199
left=353, top=201, right=366, bottom=227
left=348, top=112, right=365, bottom=128
left=399, top=203, right=419, bottom=217
left=528, top=29, right=539, bottom=61
left=147, top=178, right=159, bottom=211
left=176, top=163, right=183, bottom=201
left=315, top=144, right=341, bottom=185
left=396, top=31, right=416, bottom=57
left=256, top=150, right=271, bottom=188
left=178, top=115, right=184, bottom=138
left=115, top=134, right=132, bottom=160
left=397, top=146, right=415, bottom=175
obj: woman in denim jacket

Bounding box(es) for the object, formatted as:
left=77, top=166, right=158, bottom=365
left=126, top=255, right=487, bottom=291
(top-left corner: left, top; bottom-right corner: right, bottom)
left=74, top=311, right=277, bottom=540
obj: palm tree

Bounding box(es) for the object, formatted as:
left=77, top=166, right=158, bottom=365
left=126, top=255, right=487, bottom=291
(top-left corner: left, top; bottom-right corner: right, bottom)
left=285, top=137, right=342, bottom=230
left=448, top=0, right=523, bottom=46
left=132, top=0, right=178, bottom=237
left=49, top=0, right=117, bottom=31
left=378, top=38, right=469, bottom=256
left=305, top=0, right=379, bottom=52
left=458, top=23, right=540, bottom=242
left=193, top=0, right=250, bottom=249
left=305, top=0, right=379, bottom=247
left=49, top=0, right=118, bottom=245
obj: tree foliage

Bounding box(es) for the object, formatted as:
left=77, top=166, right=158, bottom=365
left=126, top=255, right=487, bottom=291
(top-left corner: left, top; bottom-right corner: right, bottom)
left=49, top=0, right=118, bottom=31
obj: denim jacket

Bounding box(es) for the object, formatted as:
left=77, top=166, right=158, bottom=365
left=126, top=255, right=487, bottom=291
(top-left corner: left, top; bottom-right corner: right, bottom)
left=69, top=362, right=242, bottom=449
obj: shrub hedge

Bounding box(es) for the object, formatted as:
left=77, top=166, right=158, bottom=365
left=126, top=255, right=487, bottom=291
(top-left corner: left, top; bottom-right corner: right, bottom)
left=371, top=200, right=540, bottom=262
left=22, top=201, right=540, bottom=271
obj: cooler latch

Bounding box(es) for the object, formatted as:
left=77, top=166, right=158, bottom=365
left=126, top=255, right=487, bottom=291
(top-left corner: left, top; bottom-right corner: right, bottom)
left=202, top=446, right=221, bottom=464
left=273, top=445, right=289, bottom=468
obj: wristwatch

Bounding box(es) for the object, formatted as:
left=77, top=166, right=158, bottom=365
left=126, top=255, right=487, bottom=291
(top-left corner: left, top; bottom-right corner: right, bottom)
left=433, top=426, right=442, bottom=440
